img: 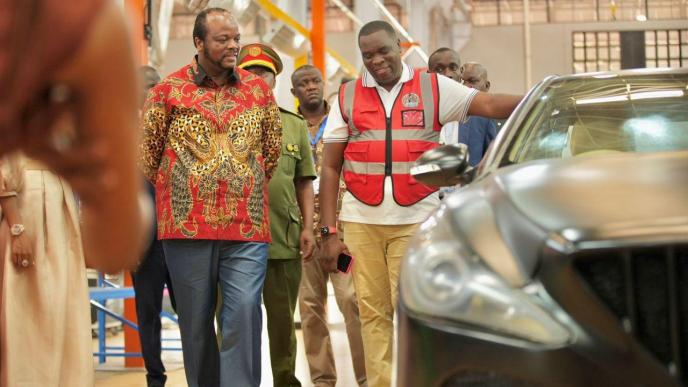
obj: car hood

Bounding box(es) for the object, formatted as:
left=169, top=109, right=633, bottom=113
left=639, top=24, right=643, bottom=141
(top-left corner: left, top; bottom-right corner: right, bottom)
left=493, top=151, right=688, bottom=246
left=441, top=151, right=688, bottom=285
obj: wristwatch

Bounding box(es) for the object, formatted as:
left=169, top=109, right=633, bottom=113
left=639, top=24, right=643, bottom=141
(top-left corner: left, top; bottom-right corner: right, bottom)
left=10, top=224, right=25, bottom=236
left=320, top=225, right=337, bottom=237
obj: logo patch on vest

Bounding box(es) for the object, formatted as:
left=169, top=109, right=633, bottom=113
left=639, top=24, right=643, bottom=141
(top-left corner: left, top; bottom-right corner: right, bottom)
left=401, top=93, right=420, bottom=108
left=401, top=109, right=425, bottom=127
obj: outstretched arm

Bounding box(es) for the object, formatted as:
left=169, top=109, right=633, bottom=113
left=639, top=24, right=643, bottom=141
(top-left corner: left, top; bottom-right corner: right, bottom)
left=468, top=92, right=523, bottom=119
left=43, top=2, right=149, bottom=272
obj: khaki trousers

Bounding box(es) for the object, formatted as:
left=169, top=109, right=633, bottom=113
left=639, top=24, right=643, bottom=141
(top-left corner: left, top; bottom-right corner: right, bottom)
left=299, top=246, right=367, bottom=386
left=342, top=222, right=419, bottom=387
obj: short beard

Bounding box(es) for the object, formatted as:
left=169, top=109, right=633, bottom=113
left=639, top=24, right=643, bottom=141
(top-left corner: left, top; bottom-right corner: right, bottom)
left=203, top=45, right=233, bottom=71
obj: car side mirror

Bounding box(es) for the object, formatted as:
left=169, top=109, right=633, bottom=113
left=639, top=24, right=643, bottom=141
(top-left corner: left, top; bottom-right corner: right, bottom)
left=410, top=143, right=472, bottom=187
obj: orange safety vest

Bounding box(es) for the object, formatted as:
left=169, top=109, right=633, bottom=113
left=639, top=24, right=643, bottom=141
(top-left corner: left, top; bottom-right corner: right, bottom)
left=339, top=69, right=441, bottom=207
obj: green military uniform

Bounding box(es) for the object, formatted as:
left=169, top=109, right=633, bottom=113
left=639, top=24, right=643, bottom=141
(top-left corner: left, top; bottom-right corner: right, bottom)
left=267, top=108, right=316, bottom=259
left=263, top=108, right=316, bottom=387
left=237, top=42, right=316, bottom=387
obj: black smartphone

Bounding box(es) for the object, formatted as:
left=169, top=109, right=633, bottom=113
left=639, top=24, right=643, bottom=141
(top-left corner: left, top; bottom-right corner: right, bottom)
left=337, top=253, right=353, bottom=273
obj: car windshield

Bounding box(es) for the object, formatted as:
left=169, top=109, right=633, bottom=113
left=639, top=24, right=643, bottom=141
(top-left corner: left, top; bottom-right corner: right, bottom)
left=508, top=71, right=688, bottom=164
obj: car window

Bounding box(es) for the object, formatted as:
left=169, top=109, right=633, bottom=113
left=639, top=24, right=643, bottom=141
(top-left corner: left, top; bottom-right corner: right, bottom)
left=508, top=72, right=688, bottom=164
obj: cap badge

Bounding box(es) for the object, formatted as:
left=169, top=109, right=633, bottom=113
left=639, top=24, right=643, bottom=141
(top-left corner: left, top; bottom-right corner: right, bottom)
left=249, top=46, right=262, bottom=57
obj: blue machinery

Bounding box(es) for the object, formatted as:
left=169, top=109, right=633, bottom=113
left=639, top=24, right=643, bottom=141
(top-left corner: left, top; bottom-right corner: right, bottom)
left=89, top=273, right=181, bottom=363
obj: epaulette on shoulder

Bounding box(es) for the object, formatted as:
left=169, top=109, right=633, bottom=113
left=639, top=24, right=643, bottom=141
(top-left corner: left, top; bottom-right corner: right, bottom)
left=279, top=107, right=304, bottom=120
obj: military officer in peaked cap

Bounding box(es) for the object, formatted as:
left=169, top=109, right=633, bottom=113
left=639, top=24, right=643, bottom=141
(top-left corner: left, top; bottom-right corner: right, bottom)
left=238, top=43, right=316, bottom=387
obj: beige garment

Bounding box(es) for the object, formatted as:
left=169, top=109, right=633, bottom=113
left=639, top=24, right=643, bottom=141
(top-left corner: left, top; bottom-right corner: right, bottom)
left=0, top=156, right=93, bottom=387
left=299, top=247, right=367, bottom=387
left=342, top=222, right=419, bottom=387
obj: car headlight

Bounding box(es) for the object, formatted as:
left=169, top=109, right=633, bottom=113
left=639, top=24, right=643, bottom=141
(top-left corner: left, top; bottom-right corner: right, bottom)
left=400, top=206, right=571, bottom=346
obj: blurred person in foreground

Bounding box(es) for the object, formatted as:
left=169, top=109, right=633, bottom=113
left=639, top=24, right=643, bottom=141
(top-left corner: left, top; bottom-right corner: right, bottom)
left=238, top=43, right=316, bottom=387
left=291, top=64, right=367, bottom=387
left=0, top=0, right=149, bottom=273
left=139, top=8, right=282, bottom=387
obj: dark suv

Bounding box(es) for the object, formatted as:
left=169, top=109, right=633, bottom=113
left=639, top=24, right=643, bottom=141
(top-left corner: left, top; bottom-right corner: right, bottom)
left=397, top=68, right=688, bottom=387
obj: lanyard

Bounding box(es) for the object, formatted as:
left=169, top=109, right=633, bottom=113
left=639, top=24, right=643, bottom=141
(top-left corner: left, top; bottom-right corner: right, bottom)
left=309, top=117, right=328, bottom=147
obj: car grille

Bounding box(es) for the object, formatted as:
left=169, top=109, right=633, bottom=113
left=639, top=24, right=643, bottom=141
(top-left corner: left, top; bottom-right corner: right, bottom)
left=573, top=244, right=688, bottom=384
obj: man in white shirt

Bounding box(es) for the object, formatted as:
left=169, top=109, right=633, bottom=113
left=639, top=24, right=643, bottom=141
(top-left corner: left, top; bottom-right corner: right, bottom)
left=318, top=20, right=522, bottom=387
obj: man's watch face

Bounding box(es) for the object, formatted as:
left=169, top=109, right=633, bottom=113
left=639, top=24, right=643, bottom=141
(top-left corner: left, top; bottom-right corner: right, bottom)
left=321, top=226, right=336, bottom=236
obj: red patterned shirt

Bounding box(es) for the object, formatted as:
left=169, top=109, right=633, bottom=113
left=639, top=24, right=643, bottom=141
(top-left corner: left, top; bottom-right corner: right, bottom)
left=140, top=58, right=282, bottom=242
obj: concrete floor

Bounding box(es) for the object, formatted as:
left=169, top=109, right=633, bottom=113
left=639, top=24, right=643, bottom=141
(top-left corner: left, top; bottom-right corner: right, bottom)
left=94, top=284, right=359, bottom=387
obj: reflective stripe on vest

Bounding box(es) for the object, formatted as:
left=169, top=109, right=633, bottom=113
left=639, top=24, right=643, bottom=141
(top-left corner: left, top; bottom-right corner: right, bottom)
left=339, top=80, right=359, bottom=137
left=348, top=128, right=439, bottom=143
left=342, top=160, right=417, bottom=175
left=340, top=69, right=441, bottom=206
left=419, top=69, right=437, bottom=133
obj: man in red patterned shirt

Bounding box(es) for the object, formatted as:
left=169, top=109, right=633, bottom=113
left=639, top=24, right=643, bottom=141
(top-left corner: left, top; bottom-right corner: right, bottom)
left=139, top=8, right=282, bottom=387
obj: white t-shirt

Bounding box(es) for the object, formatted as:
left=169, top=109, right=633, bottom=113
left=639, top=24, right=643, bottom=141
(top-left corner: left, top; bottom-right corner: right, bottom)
left=323, top=64, right=478, bottom=225
left=439, top=121, right=460, bottom=145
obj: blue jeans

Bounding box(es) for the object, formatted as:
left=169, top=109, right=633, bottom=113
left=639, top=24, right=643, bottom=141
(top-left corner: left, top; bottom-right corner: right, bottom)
left=163, top=240, right=268, bottom=387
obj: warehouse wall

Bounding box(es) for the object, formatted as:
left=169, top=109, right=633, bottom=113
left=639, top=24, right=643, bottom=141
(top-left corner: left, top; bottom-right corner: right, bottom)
left=159, top=19, right=686, bottom=103
left=460, top=19, right=688, bottom=94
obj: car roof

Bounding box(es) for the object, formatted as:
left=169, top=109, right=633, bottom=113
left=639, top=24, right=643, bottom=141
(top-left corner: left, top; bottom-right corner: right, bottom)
left=547, top=67, right=688, bottom=83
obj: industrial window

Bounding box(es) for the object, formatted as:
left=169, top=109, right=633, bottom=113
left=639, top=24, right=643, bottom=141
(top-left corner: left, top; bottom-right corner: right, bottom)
left=572, top=31, right=621, bottom=73
left=573, top=29, right=688, bottom=73
left=645, top=29, right=688, bottom=68
left=472, top=0, right=687, bottom=26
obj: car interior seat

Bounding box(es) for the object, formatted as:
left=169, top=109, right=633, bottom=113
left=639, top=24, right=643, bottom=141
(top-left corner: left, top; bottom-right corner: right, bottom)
left=563, top=121, right=628, bottom=158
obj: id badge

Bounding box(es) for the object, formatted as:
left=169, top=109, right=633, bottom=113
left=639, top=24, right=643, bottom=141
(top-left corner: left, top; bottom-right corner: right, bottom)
left=401, top=109, right=425, bottom=127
